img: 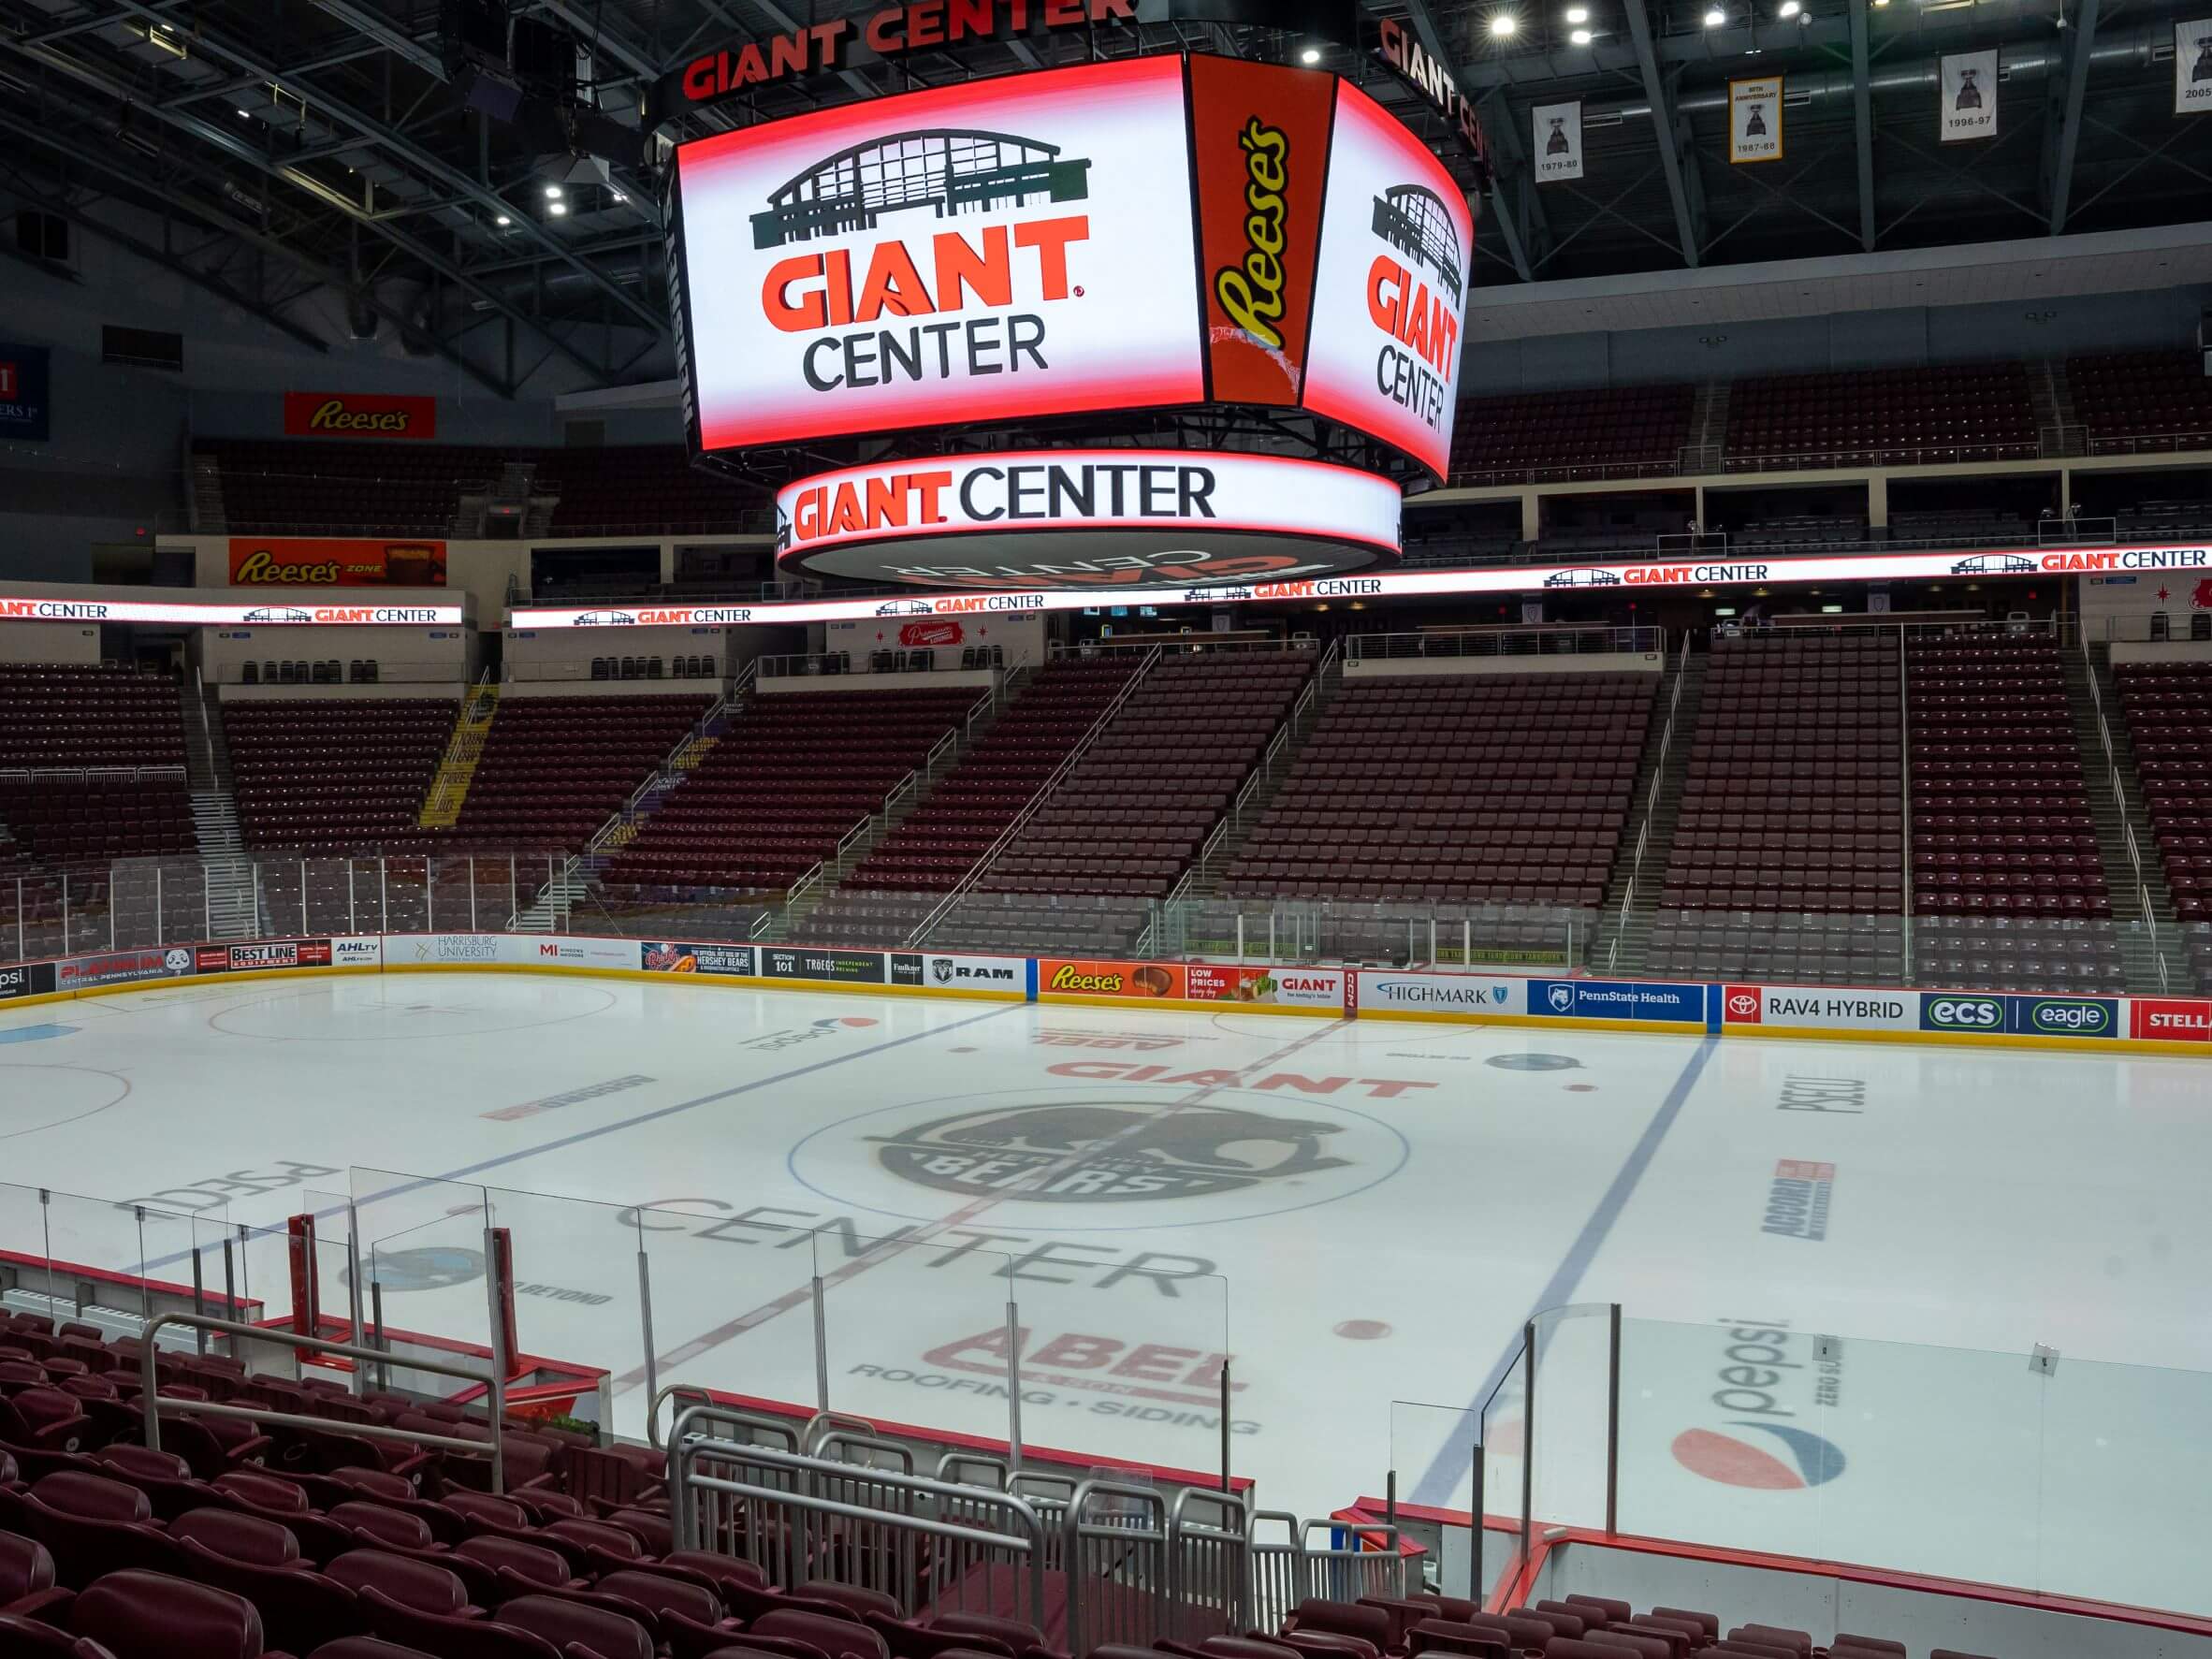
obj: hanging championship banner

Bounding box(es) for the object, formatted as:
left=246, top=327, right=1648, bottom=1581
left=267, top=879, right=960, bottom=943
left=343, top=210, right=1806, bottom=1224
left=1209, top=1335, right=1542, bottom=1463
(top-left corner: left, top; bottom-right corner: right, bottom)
left=1533, top=100, right=1583, bottom=182
left=1941, top=50, right=1998, bottom=141
left=1729, top=77, right=1783, bottom=164
left=2178, top=19, right=2212, bottom=115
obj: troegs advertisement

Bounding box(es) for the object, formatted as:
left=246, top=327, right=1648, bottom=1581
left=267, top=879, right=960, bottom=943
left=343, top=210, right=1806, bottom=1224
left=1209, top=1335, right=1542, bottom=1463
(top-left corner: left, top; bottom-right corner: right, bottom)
left=1301, top=77, right=1471, bottom=480
left=675, top=55, right=1203, bottom=452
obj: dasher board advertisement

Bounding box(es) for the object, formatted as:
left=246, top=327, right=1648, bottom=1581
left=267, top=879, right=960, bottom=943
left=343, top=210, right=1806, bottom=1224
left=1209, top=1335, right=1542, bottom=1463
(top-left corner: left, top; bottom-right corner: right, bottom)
left=672, top=56, right=1204, bottom=453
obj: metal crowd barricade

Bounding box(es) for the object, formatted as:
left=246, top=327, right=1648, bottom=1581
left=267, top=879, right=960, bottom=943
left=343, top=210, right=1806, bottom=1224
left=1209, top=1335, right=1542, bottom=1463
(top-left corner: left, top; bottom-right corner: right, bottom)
left=667, top=1408, right=1049, bottom=1625
left=1301, top=1515, right=1406, bottom=1605
left=1065, top=1479, right=1172, bottom=1657
left=1168, top=1488, right=1251, bottom=1644
left=139, top=1312, right=504, bottom=1493
left=1248, top=1510, right=1307, bottom=1634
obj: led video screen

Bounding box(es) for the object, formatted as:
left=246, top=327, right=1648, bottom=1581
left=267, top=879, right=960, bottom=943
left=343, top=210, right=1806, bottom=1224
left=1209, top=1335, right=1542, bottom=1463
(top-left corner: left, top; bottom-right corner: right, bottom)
left=669, top=55, right=1474, bottom=477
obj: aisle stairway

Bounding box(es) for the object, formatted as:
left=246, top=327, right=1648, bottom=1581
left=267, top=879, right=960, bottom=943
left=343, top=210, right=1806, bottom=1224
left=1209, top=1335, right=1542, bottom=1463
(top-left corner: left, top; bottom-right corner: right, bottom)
left=1593, top=650, right=1705, bottom=973
left=2065, top=644, right=2179, bottom=992
left=185, top=683, right=256, bottom=939
left=417, top=679, right=501, bottom=828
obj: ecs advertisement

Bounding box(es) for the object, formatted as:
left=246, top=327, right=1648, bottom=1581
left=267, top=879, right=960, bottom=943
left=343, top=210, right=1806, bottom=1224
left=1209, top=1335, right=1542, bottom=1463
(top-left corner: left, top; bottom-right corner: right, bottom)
left=674, top=56, right=1203, bottom=452
left=1300, top=78, right=1472, bottom=480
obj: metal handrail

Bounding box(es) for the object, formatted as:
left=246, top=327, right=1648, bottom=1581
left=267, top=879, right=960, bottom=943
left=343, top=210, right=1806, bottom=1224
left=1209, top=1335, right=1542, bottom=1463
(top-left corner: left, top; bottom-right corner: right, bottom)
left=1604, top=633, right=1691, bottom=972
left=0, top=764, right=188, bottom=784
left=906, top=644, right=1162, bottom=946
left=1344, top=624, right=1662, bottom=662
left=1145, top=639, right=1342, bottom=957
left=2077, top=630, right=2171, bottom=992
left=140, top=1310, right=504, bottom=1493
left=648, top=1385, right=800, bottom=1452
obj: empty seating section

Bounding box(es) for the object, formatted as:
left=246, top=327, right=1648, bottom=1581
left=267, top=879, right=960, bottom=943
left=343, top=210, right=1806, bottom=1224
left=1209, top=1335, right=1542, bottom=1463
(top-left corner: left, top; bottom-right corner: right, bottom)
left=1225, top=672, right=1650, bottom=910
left=440, top=695, right=711, bottom=853
left=1652, top=634, right=1904, bottom=982
left=1908, top=636, right=2106, bottom=921
left=1448, top=384, right=1694, bottom=485
left=0, top=666, right=196, bottom=874
left=1725, top=362, right=2035, bottom=468
left=200, top=440, right=503, bottom=533
left=2070, top=350, right=2212, bottom=453
left=2115, top=660, right=2212, bottom=986
left=1909, top=636, right=2117, bottom=992
left=198, top=439, right=765, bottom=537
left=598, top=688, right=977, bottom=913
left=886, top=654, right=1313, bottom=955
left=224, top=700, right=455, bottom=853
left=534, top=446, right=761, bottom=535
left=836, top=658, right=1142, bottom=894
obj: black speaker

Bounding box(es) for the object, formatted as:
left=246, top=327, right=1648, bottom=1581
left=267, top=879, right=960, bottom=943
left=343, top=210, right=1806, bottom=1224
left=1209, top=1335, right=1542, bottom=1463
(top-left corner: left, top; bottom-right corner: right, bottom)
left=439, top=0, right=507, bottom=75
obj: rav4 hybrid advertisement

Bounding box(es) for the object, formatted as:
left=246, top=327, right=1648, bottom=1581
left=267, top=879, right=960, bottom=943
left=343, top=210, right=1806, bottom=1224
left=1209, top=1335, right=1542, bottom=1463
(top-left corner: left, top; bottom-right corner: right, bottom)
left=669, top=55, right=1474, bottom=478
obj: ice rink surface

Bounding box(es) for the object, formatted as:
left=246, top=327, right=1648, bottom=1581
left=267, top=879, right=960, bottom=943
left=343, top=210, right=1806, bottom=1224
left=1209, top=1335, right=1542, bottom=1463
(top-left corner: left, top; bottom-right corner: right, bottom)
left=5, top=971, right=2207, bottom=1608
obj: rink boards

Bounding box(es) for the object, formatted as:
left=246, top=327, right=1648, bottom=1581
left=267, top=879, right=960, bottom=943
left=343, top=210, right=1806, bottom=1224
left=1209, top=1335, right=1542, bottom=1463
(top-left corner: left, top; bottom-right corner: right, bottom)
left=2, top=930, right=2205, bottom=1055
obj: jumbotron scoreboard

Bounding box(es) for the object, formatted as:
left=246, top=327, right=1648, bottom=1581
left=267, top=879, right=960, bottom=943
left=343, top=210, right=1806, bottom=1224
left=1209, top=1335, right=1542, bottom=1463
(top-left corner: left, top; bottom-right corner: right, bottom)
left=660, top=32, right=1484, bottom=591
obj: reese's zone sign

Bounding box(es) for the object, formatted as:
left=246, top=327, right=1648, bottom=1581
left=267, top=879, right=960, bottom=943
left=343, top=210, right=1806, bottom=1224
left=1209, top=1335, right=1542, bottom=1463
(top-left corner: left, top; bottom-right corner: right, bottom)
left=228, top=539, right=448, bottom=589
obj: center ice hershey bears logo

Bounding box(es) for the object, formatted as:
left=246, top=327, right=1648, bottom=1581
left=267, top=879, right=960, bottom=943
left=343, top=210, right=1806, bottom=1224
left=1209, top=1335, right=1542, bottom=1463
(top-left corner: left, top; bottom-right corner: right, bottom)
left=871, top=1100, right=1350, bottom=1204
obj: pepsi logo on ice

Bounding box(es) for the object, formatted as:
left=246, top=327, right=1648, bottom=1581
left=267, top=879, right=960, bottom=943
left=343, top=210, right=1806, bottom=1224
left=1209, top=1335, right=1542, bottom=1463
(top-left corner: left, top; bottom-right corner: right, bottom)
left=1671, top=1321, right=1846, bottom=1491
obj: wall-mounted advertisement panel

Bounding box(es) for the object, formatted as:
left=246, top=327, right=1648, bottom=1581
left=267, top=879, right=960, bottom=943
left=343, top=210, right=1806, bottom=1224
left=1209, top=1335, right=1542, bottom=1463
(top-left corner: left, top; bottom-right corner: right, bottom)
left=672, top=56, right=1203, bottom=454
left=0, top=594, right=466, bottom=627
left=1300, top=78, right=1472, bottom=481
left=775, top=449, right=1402, bottom=589
left=509, top=542, right=2211, bottom=631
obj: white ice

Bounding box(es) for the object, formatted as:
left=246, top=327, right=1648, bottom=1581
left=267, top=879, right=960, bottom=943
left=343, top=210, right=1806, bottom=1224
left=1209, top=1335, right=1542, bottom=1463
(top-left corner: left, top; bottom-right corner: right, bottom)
left=3, top=973, right=2206, bottom=1613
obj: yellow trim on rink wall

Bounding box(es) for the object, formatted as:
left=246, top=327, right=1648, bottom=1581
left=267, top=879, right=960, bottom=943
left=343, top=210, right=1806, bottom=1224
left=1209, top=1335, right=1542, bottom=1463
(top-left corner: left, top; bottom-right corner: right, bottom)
left=1041, top=993, right=1334, bottom=1017
left=387, top=960, right=1025, bottom=1000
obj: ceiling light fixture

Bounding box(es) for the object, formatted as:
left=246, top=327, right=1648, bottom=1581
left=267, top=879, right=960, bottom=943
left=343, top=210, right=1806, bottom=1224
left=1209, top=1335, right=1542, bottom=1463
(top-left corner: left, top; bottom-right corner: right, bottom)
left=1565, top=5, right=1588, bottom=21
left=544, top=182, right=563, bottom=198
left=548, top=200, right=567, bottom=216
left=1703, top=5, right=1725, bottom=23
left=1570, top=26, right=1594, bottom=41
left=1300, top=45, right=1322, bottom=63
left=1490, top=12, right=1518, bottom=35
left=1779, top=0, right=1799, bottom=16
left=495, top=213, right=512, bottom=226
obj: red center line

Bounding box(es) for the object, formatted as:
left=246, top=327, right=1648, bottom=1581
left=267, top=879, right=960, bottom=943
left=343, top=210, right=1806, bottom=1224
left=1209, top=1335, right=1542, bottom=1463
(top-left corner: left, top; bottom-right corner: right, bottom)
left=618, top=1013, right=1353, bottom=1392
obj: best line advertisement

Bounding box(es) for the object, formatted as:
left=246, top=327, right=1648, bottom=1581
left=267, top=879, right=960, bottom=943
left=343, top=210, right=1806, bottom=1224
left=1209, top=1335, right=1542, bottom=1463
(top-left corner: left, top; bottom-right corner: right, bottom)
left=673, top=55, right=1203, bottom=452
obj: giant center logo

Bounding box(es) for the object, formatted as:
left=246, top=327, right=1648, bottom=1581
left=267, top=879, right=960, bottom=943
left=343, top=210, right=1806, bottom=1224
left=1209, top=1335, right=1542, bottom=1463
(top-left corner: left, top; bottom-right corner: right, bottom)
left=871, top=1097, right=1354, bottom=1204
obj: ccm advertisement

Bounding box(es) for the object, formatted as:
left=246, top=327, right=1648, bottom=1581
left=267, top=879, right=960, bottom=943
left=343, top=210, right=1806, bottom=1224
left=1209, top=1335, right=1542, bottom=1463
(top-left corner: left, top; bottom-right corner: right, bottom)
left=668, top=55, right=1476, bottom=476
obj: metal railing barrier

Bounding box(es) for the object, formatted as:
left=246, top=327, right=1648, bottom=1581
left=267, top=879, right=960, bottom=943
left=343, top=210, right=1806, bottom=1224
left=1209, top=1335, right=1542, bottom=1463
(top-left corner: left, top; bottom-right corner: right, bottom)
left=140, top=1311, right=505, bottom=1493
left=669, top=1418, right=1049, bottom=1624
